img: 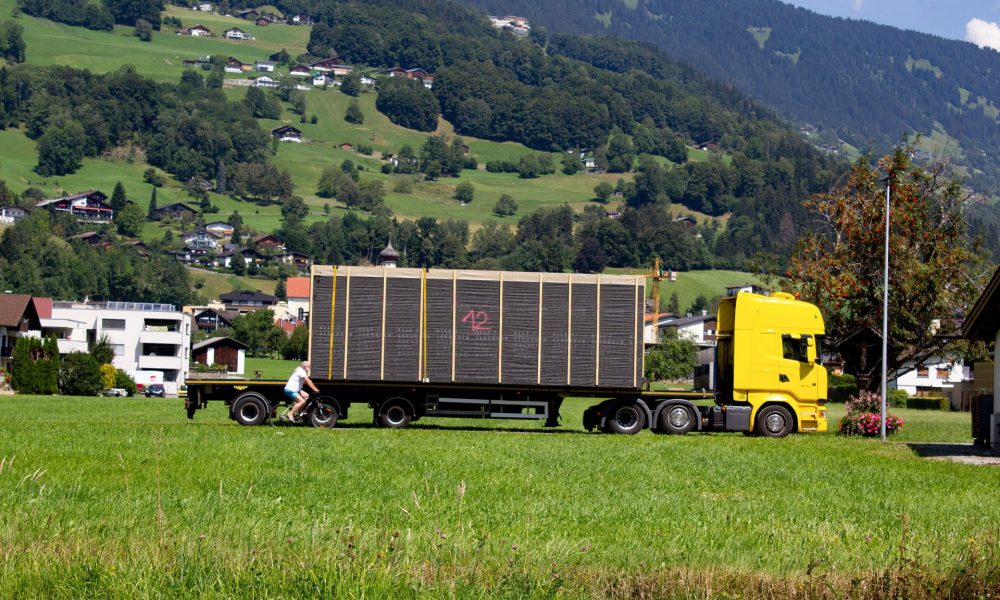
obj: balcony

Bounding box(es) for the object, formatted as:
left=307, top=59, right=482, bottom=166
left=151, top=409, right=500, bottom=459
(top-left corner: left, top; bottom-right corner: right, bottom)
left=56, top=339, right=88, bottom=354
left=141, top=330, right=185, bottom=345
left=138, top=354, right=184, bottom=371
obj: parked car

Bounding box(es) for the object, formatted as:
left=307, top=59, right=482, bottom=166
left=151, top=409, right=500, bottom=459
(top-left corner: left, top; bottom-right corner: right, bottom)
left=144, top=384, right=166, bottom=398
left=102, top=388, right=129, bottom=397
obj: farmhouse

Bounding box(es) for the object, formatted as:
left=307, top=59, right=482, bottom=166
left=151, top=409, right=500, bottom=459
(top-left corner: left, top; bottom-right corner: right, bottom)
left=272, top=125, right=302, bottom=142
left=68, top=230, right=112, bottom=247
left=310, top=58, right=352, bottom=74
left=255, top=17, right=270, bottom=26
left=338, top=142, right=353, bottom=151
left=177, top=24, right=212, bottom=36
left=224, top=57, right=246, bottom=73
left=223, top=28, right=253, bottom=40
left=289, top=65, right=311, bottom=77
left=36, top=191, right=113, bottom=223
left=252, top=234, right=286, bottom=254
left=192, top=336, right=247, bottom=375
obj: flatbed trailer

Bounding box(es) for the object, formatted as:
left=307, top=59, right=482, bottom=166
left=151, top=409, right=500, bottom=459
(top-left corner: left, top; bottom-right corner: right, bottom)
left=185, top=265, right=828, bottom=437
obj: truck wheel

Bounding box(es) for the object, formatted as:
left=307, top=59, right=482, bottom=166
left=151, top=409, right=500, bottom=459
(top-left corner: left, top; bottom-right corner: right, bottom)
left=756, top=405, right=794, bottom=438
left=660, top=404, right=696, bottom=435
left=606, top=402, right=646, bottom=434
left=377, top=399, right=412, bottom=429
left=232, top=394, right=269, bottom=426
left=309, top=402, right=338, bottom=429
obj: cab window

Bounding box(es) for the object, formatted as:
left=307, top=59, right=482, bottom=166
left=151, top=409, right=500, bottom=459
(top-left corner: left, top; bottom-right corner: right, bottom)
left=782, top=334, right=810, bottom=363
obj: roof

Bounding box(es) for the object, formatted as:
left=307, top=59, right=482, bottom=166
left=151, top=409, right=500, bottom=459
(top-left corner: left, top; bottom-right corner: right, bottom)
left=156, top=202, right=198, bottom=213
left=192, top=336, right=248, bottom=352
left=286, top=276, right=310, bottom=299
left=378, top=241, right=400, bottom=263
left=220, top=289, right=278, bottom=303
left=275, top=319, right=297, bottom=335
left=35, top=190, right=106, bottom=208
left=272, top=125, right=302, bottom=135
left=0, top=294, right=39, bottom=328
left=665, top=314, right=716, bottom=328
left=963, top=264, right=1000, bottom=341
left=32, top=297, right=52, bottom=320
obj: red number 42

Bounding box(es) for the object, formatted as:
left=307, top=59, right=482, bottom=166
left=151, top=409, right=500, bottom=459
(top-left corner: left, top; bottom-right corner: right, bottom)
left=462, top=310, right=491, bottom=332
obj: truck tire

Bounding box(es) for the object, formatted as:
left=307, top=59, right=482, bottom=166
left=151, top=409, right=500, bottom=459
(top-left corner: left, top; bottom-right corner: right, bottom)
left=232, top=394, right=269, bottom=426
left=377, top=399, right=412, bottom=429
left=309, top=402, right=338, bottom=429
left=606, top=402, right=646, bottom=434
left=660, top=404, right=696, bottom=435
left=755, top=405, right=794, bottom=438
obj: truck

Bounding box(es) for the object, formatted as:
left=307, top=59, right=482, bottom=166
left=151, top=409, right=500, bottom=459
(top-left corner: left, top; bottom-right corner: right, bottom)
left=185, top=265, right=828, bottom=437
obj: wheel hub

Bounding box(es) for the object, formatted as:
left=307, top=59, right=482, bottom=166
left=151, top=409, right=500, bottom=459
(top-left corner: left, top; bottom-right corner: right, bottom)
left=765, top=412, right=786, bottom=433
left=668, top=407, right=690, bottom=428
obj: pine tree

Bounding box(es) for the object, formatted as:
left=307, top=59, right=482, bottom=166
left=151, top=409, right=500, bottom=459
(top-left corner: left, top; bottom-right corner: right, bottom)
left=110, top=181, right=127, bottom=214
left=216, top=160, right=228, bottom=193
left=42, top=335, right=60, bottom=394
left=147, top=187, right=158, bottom=221
left=667, top=291, right=680, bottom=314
left=10, top=336, right=32, bottom=393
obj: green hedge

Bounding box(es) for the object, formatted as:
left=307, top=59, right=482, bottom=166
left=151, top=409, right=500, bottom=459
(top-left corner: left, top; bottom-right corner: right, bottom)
left=827, top=373, right=858, bottom=403
left=905, top=396, right=950, bottom=410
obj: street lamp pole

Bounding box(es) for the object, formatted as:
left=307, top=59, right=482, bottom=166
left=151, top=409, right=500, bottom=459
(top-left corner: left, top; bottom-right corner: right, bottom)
left=880, top=180, right=890, bottom=441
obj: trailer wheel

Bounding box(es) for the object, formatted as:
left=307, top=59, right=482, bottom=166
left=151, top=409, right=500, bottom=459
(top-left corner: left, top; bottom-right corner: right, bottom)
left=377, top=399, right=412, bottom=429
left=309, top=402, right=338, bottom=429
left=660, top=404, right=696, bottom=435
left=756, top=405, right=794, bottom=438
left=606, top=402, right=646, bottom=434
left=232, top=394, right=269, bottom=426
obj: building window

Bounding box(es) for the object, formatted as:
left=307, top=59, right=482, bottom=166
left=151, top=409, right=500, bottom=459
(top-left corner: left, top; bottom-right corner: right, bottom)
left=936, top=368, right=950, bottom=380
left=916, top=365, right=929, bottom=377
left=102, top=319, right=126, bottom=330
left=113, top=344, right=124, bottom=356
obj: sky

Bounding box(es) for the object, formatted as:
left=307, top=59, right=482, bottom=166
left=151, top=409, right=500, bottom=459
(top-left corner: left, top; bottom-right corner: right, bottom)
left=782, top=0, right=1000, bottom=50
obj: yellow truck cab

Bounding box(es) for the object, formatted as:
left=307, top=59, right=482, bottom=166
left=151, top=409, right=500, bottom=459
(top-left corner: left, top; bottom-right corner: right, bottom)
left=715, top=291, right=828, bottom=436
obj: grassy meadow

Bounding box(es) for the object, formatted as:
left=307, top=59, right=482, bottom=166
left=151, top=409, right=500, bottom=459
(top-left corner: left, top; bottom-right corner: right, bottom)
left=0, top=394, right=997, bottom=598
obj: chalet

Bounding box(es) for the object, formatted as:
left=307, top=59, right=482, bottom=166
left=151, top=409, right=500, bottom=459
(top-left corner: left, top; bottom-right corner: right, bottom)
left=255, top=60, right=275, bottom=72
left=338, top=142, right=354, bottom=151
left=272, top=125, right=302, bottom=142
left=0, top=294, right=45, bottom=371
left=252, top=234, right=286, bottom=254
left=405, top=68, right=430, bottom=80
left=68, top=231, right=112, bottom=247
left=359, top=75, right=376, bottom=86
left=312, top=74, right=338, bottom=87
left=259, top=12, right=281, bottom=23
left=182, top=228, right=219, bottom=250
left=421, top=76, right=434, bottom=89
left=153, top=202, right=198, bottom=221
left=193, top=308, right=239, bottom=331
left=235, top=8, right=259, bottom=20
left=0, top=206, right=28, bottom=224
left=125, top=240, right=150, bottom=257
left=36, top=191, right=113, bottom=223
left=170, top=247, right=210, bottom=264
left=310, top=58, right=352, bottom=75
left=697, top=141, right=719, bottom=151
left=217, top=246, right=266, bottom=268
left=220, top=289, right=279, bottom=312
left=289, top=14, right=313, bottom=25
left=224, top=57, right=246, bottom=73
left=192, top=336, right=247, bottom=374
left=177, top=24, right=212, bottom=37
left=255, top=17, right=270, bottom=26
left=252, top=75, right=277, bottom=88
left=289, top=65, right=312, bottom=77
left=386, top=67, right=408, bottom=78
left=223, top=28, right=253, bottom=41
left=204, top=221, right=235, bottom=238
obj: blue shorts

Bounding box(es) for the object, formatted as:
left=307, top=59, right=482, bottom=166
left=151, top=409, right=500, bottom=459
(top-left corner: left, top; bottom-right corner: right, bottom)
left=284, top=388, right=301, bottom=400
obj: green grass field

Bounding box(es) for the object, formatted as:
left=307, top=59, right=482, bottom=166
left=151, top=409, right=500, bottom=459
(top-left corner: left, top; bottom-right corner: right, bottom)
left=0, top=394, right=997, bottom=597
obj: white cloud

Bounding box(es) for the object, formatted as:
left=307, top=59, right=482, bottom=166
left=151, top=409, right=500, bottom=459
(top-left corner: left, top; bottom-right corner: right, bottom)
left=966, top=18, right=1000, bottom=51
left=850, top=0, right=864, bottom=11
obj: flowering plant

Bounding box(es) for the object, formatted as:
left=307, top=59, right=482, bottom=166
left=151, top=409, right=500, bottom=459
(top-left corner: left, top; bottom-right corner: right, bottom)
left=838, top=391, right=904, bottom=437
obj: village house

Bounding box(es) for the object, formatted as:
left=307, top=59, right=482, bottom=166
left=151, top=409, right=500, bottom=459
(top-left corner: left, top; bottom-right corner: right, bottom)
left=312, top=74, right=339, bottom=87
left=223, top=28, right=253, bottom=41
left=278, top=251, right=312, bottom=271
left=252, top=75, right=277, bottom=88
left=255, top=60, right=275, bottom=72
left=0, top=294, right=45, bottom=372
left=289, top=65, right=312, bottom=77
left=235, top=8, right=258, bottom=20
left=272, top=125, right=302, bottom=142
left=36, top=191, right=113, bottom=223
left=285, top=276, right=310, bottom=321
left=68, top=230, right=112, bottom=248
left=177, top=24, right=212, bottom=37
left=195, top=2, right=214, bottom=11
left=204, top=221, right=234, bottom=239
left=192, top=307, right=239, bottom=331
left=359, top=75, right=376, bottom=86
left=182, top=228, right=219, bottom=250
left=0, top=206, right=28, bottom=224
left=289, top=14, right=312, bottom=25
left=220, top=289, right=279, bottom=313
left=192, top=336, right=247, bottom=375
left=252, top=234, right=286, bottom=254
left=153, top=202, right=198, bottom=221
left=338, top=142, right=354, bottom=151
left=255, top=17, right=271, bottom=26
left=960, top=264, right=1000, bottom=448
left=310, top=57, right=347, bottom=73
left=224, top=57, right=246, bottom=73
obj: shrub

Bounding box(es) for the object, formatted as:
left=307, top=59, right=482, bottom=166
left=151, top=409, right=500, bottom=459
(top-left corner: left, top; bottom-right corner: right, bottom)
left=59, top=352, right=103, bottom=396
left=10, top=336, right=58, bottom=394
left=905, top=396, right=950, bottom=410
left=887, top=389, right=909, bottom=408
left=113, top=369, right=137, bottom=397
left=827, top=372, right=857, bottom=403
left=838, top=412, right=904, bottom=436
left=100, top=363, right=117, bottom=389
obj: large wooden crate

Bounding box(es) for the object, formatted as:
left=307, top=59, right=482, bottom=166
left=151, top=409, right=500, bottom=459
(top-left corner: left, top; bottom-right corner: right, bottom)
left=309, top=266, right=644, bottom=390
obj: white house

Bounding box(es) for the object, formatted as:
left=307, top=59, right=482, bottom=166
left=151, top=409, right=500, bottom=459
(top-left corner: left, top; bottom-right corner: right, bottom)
left=662, top=313, right=717, bottom=346
left=643, top=313, right=679, bottom=345
left=255, top=60, right=275, bottom=72
left=224, top=28, right=253, bottom=40
left=289, top=65, right=312, bottom=77
left=42, top=301, right=193, bottom=395
left=359, top=75, right=376, bottom=86
left=0, top=206, right=28, bottom=224
left=252, top=75, right=277, bottom=88
left=182, top=229, right=219, bottom=250
left=286, top=276, right=310, bottom=321
left=178, top=24, right=212, bottom=37
left=195, top=2, right=214, bottom=11
left=892, top=358, right=970, bottom=401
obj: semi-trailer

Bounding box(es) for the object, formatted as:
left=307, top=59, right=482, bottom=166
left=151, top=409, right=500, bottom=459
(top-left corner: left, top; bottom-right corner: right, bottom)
left=185, top=265, right=828, bottom=437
